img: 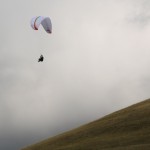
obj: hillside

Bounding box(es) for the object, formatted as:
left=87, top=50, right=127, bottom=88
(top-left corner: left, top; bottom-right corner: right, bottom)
left=22, top=99, right=150, bottom=150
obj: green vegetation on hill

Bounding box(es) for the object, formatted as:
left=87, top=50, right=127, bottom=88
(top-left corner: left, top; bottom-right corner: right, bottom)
left=22, top=99, right=150, bottom=150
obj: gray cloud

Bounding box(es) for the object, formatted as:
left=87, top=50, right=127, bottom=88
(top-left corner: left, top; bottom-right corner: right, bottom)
left=126, top=0, right=150, bottom=26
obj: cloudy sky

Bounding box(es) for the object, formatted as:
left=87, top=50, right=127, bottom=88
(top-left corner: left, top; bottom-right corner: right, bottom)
left=1, top=0, right=150, bottom=149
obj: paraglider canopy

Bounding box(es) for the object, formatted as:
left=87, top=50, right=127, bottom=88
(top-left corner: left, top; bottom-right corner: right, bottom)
left=31, top=16, right=52, bottom=34
left=38, top=55, right=44, bottom=62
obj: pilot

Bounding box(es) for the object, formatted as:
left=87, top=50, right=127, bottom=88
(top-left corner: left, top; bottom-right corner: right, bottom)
left=38, top=55, right=44, bottom=62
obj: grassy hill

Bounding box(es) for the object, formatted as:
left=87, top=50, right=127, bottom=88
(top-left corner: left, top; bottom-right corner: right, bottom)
left=22, top=99, right=150, bottom=150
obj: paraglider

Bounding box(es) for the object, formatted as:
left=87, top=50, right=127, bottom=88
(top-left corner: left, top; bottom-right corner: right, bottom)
left=38, top=55, right=44, bottom=62
left=31, top=16, right=52, bottom=33
left=30, top=16, right=52, bottom=62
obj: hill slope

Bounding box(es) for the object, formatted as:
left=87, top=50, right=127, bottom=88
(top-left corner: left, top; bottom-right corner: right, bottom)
left=22, top=99, right=150, bottom=150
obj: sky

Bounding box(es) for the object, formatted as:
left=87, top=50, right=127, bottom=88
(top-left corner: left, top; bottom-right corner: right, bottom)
left=0, top=0, right=150, bottom=149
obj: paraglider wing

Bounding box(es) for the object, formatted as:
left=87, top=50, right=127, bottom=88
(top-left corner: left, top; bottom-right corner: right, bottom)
left=31, top=16, right=52, bottom=34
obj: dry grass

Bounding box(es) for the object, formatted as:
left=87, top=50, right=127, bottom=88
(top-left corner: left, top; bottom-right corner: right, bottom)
left=22, top=99, right=150, bottom=150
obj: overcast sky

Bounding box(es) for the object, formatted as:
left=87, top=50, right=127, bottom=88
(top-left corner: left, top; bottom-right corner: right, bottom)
left=1, top=0, right=150, bottom=149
